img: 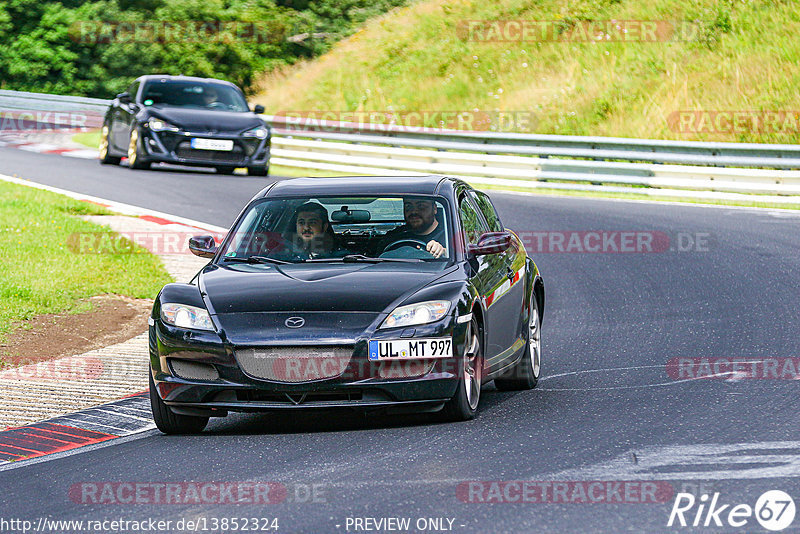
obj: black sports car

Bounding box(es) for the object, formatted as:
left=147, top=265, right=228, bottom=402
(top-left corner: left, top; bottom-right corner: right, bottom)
left=99, top=75, right=270, bottom=175
left=149, top=175, right=544, bottom=433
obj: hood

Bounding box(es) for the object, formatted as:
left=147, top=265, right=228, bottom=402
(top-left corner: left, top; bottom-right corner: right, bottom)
left=200, top=262, right=449, bottom=316
left=146, top=108, right=264, bottom=134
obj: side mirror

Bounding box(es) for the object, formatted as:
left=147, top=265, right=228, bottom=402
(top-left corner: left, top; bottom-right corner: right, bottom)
left=468, top=231, right=512, bottom=256
left=117, top=92, right=132, bottom=104
left=188, top=235, right=217, bottom=258
left=253, top=104, right=265, bottom=114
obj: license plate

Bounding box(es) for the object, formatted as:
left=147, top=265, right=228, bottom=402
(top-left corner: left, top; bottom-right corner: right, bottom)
left=368, top=338, right=452, bottom=361
left=190, top=138, right=234, bottom=151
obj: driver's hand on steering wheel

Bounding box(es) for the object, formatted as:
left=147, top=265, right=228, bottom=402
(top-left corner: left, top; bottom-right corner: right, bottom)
left=426, top=240, right=445, bottom=258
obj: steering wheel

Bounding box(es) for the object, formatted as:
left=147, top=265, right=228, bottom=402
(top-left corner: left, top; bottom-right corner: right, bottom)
left=207, top=102, right=227, bottom=110
left=382, top=238, right=432, bottom=255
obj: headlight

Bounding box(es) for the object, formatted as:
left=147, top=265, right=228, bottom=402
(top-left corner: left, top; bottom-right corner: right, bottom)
left=380, top=300, right=451, bottom=329
left=243, top=126, right=268, bottom=139
left=148, top=118, right=180, bottom=132
left=160, top=303, right=214, bottom=331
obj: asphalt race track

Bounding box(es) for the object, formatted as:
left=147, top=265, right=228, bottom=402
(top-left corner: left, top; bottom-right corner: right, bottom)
left=1, top=147, right=799, bottom=533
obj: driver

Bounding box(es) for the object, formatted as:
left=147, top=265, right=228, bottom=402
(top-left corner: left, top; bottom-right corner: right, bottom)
left=379, top=197, right=446, bottom=258
left=202, top=87, right=219, bottom=107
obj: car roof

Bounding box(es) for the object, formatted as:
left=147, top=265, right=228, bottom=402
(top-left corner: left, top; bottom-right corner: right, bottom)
left=136, top=75, right=239, bottom=88
left=257, top=175, right=465, bottom=199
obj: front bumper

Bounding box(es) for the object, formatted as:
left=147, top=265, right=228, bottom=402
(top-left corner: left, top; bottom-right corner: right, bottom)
left=140, top=128, right=270, bottom=168
left=149, top=318, right=468, bottom=414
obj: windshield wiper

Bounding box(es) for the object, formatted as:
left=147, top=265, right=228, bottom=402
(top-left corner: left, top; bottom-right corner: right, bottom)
left=222, top=255, right=291, bottom=265
left=300, top=254, right=420, bottom=263
left=343, top=254, right=421, bottom=263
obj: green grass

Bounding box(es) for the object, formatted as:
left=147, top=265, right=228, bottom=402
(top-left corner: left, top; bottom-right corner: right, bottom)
left=269, top=164, right=355, bottom=178
left=0, top=181, right=173, bottom=344
left=73, top=130, right=100, bottom=150
left=255, top=0, right=800, bottom=145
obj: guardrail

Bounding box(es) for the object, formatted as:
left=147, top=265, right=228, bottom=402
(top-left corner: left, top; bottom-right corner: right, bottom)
left=2, top=90, right=799, bottom=201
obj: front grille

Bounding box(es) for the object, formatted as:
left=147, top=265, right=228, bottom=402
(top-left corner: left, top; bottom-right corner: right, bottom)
left=235, top=346, right=353, bottom=382
left=175, top=142, right=245, bottom=164
left=377, top=359, right=436, bottom=379
left=169, top=359, right=220, bottom=381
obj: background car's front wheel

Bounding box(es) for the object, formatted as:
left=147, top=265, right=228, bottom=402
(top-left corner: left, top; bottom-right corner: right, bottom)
left=248, top=165, right=268, bottom=176
left=149, top=374, right=208, bottom=434
left=494, top=294, right=541, bottom=391
left=440, top=317, right=483, bottom=421
left=127, top=129, right=151, bottom=170
left=98, top=124, right=121, bottom=165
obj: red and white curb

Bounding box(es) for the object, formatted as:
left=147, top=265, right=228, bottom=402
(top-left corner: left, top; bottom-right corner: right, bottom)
left=0, top=394, right=154, bottom=470
left=0, top=130, right=99, bottom=159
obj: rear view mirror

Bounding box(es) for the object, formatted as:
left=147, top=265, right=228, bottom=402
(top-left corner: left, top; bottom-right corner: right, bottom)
left=331, top=208, right=371, bottom=223
left=117, top=92, right=132, bottom=104
left=188, top=235, right=217, bottom=258
left=253, top=104, right=265, bottom=114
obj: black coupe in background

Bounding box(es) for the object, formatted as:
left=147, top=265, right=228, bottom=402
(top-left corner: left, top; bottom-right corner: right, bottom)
left=99, top=75, right=270, bottom=175
left=149, top=176, right=544, bottom=433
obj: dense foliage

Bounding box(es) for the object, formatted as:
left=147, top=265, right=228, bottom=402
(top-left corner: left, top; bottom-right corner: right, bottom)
left=0, top=0, right=408, bottom=97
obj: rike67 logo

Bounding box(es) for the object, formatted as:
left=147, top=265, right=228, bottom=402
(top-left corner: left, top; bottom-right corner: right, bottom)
left=668, top=490, right=795, bottom=531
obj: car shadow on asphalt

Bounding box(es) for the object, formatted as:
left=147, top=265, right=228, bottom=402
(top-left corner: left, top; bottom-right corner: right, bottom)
left=200, top=384, right=529, bottom=436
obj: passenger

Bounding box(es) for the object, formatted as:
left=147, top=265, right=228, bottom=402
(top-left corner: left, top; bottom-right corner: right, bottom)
left=286, top=202, right=348, bottom=260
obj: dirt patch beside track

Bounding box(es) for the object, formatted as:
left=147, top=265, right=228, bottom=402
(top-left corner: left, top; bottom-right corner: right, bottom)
left=0, top=295, right=151, bottom=369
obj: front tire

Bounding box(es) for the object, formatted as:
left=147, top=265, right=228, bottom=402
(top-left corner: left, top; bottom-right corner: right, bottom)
left=248, top=165, right=268, bottom=176
left=127, top=129, right=151, bottom=170
left=215, top=166, right=237, bottom=175
left=494, top=294, right=541, bottom=391
left=440, top=317, right=483, bottom=421
left=99, top=124, right=121, bottom=165
left=149, top=373, right=208, bottom=434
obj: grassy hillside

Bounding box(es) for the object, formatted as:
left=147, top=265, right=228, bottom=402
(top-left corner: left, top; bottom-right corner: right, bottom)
left=254, top=0, right=800, bottom=143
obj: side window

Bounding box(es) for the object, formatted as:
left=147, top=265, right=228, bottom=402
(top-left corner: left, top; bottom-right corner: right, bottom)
left=471, top=191, right=503, bottom=232
left=459, top=195, right=488, bottom=246
left=127, top=81, right=140, bottom=101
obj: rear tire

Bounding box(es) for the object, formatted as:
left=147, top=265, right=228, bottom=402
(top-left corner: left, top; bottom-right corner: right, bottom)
left=98, top=124, right=121, bottom=165
left=494, top=294, right=541, bottom=391
left=440, top=317, right=482, bottom=421
left=149, top=373, right=208, bottom=434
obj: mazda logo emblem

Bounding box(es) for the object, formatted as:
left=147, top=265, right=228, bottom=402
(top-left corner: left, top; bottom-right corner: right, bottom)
left=285, top=317, right=305, bottom=328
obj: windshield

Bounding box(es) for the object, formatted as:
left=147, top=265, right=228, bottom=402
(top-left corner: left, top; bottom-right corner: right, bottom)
left=219, top=196, right=453, bottom=265
left=140, top=81, right=249, bottom=112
